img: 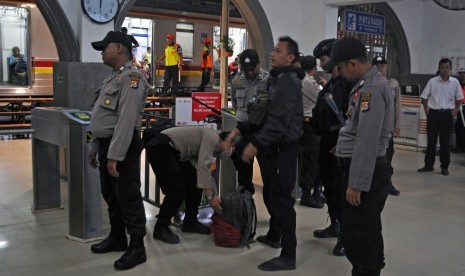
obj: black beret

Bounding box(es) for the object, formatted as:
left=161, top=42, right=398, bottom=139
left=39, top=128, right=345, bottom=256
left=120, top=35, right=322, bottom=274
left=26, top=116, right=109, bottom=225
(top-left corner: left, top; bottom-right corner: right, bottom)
left=372, top=56, right=387, bottom=65
left=300, top=55, right=317, bottom=71
left=329, top=37, right=367, bottom=64
left=92, top=31, right=132, bottom=53
left=313, top=38, right=337, bottom=59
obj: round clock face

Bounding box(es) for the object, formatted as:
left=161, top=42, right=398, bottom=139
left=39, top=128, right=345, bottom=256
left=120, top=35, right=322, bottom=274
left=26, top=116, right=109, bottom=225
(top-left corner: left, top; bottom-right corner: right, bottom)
left=82, top=0, right=119, bottom=24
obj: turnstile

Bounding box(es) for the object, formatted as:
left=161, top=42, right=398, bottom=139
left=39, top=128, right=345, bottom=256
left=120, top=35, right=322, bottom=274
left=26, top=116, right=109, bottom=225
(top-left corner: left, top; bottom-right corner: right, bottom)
left=32, top=107, right=102, bottom=242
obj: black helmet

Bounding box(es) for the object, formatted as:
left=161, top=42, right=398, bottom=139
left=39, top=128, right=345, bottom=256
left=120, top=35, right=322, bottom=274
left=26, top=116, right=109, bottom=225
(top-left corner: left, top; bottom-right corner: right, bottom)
left=313, top=38, right=337, bottom=59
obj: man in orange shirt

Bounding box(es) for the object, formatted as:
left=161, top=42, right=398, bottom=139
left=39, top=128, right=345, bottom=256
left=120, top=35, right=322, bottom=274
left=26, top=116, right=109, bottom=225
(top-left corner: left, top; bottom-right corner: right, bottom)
left=198, top=38, right=212, bottom=92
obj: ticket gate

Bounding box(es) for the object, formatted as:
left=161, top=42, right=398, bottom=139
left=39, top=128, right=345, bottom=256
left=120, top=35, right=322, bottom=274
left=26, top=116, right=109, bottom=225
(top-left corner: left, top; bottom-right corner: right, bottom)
left=217, top=108, right=237, bottom=197
left=31, top=107, right=102, bottom=242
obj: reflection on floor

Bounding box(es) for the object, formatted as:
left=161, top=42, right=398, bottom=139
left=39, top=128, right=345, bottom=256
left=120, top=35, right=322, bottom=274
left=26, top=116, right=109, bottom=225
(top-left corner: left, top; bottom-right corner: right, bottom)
left=1, top=138, right=465, bottom=276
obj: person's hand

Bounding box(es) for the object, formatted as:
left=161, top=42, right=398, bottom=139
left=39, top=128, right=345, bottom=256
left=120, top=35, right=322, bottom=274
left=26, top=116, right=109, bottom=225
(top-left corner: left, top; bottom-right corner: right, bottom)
left=318, top=76, right=327, bottom=86
left=178, top=64, right=183, bottom=70
left=107, top=159, right=119, bottom=178
left=346, top=187, right=361, bottom=206
left=209, top=196, right=223, bottom=214
left=452, top=108, right=459, bottom=117
left=88, top=150, right=98, bottom=168
left=394, top=128, right=401, bottom=138
left=241, top=143, right=257, bottom=164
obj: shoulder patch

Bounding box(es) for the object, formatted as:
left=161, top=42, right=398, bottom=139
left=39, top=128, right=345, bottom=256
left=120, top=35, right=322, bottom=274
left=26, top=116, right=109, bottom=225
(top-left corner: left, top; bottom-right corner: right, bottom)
left=360, top=91, right=372, bottom=112
left=129, top=73, right=140, bottom=89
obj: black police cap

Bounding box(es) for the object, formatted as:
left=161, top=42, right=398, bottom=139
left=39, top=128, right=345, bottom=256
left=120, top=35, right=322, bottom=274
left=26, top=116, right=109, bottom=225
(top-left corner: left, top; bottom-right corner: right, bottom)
left=239, top=49, right=260, bottom=71
left=92, top=31, right=132, bottom=52
left=313, top=38, right=337, bottom=59
left=329, top=37, right=367, bottom=64
left=372, top=56, right=387, bottom=65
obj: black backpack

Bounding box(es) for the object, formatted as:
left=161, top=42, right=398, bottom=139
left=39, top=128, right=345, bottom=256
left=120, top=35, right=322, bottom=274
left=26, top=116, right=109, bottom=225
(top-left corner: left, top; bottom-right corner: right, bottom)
left=210, top=187, right=257, bottom=247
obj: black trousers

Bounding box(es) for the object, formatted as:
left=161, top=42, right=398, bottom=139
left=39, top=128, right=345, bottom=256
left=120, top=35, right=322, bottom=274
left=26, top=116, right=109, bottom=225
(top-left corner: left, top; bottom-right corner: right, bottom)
left=97, top=132, right=147, bottom=237
left=257, top=141, right=299, bottom=260
left=425, top=109, right=452, bottom=169
left=198, top=68, right=211, bottom=92
left=146, top=136, right=203, bottom=226
left=162, top=65, right=179, bottom=96
left=386, top=136, right=394, bottom=184
left=231, top=135, right=255, bottom=194
left=455, top=107, right=465, bottom=149
left=298, top=122, right=320, bottom=196
left=340, top=157, right=389, bottom=276
left=319, top=130, right=342, bottom=215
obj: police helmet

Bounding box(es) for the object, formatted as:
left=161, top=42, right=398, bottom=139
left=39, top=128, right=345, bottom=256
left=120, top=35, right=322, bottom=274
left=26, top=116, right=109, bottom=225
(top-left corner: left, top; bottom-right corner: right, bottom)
left=313, top=38, right=337, bottom=59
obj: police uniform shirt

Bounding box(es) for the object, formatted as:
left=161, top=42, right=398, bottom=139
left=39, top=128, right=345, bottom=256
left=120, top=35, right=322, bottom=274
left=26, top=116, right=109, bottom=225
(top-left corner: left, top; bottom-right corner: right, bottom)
left=90, top=60, right=148, bottom=161
left=421, top=76, right=463, bottom=109
left=161, top=126, right=219, bottom=191
left=388, top=78, right=402, bottom=130
left=336, top=66, right=394, bottom=192
left=230, top=69, right=270, bottom=122
left=302, top=74, right=320, bottom=117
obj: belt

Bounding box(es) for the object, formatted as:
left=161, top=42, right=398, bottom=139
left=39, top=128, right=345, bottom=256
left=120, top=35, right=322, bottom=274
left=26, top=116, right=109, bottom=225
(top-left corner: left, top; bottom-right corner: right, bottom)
left=430, top=108, right=452, bottom=113
left=303, top=116, right=312, bottom=123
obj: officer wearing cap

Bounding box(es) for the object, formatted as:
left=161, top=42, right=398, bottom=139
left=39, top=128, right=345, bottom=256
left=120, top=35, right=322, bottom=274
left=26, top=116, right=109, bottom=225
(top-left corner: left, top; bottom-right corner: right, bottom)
left=312, top=38, right=354, bottom=256
left=198, top=37, right=213, bottom=92
left=332, top=37, right=393, bottom=276
left=372, top=56, right=401, bottom=196
left=88, top=31, right=148, bottom=270
left=226, top=49, right=270, bottom=194
left=298, top=55, right=322, bottom=209
left=156, top=34, right=183, bottom=96
left=418, top=58, right=463, bottom=175
left=452, top=67, right=465, bottom=153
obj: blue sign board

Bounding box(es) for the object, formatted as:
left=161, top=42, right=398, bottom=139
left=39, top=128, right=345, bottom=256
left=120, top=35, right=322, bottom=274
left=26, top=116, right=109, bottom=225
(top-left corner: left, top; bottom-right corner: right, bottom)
left=344, top=10, right=385, bottom=36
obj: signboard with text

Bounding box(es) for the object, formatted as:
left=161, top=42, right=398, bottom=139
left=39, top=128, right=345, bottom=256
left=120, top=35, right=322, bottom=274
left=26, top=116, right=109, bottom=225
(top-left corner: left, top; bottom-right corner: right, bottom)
left=344, top=10, right=385, bottom=36
left=175, top=93, right=222, bottom=132
left=191, top=92, right=221, bottom=121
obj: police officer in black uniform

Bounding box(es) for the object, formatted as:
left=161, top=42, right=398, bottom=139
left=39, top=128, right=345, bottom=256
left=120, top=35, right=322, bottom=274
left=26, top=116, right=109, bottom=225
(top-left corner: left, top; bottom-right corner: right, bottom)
left=312, top=38, right=354, bottom=256
left=88, top=31, right=149, bottom=271
left=332, top=37, right=393, bottom=276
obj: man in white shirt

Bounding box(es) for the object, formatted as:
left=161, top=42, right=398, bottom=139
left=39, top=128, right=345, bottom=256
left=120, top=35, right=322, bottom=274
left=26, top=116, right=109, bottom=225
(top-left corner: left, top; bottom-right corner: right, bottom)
left=418, top=58, right=463, bottom=175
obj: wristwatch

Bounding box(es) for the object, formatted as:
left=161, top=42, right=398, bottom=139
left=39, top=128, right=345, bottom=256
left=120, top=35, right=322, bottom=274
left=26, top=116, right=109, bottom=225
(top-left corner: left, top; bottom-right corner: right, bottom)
left=206, top=193, right=215, bottom=202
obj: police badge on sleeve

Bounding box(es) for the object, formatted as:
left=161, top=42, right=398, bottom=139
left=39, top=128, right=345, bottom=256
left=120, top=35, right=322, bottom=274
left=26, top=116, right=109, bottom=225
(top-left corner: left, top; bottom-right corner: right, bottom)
left=129, top=73, right=140, bottom=89
left=360, top=91, right=372, bottom=112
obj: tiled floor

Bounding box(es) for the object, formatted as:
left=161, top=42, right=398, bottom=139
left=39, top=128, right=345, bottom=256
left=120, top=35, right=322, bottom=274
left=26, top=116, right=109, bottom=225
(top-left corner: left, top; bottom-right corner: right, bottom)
left=1, top=137, right=465, bottom=275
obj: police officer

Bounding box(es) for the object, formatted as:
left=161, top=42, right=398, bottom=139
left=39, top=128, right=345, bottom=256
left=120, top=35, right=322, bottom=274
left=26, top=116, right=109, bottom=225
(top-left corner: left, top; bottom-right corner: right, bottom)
left=312, top=38, right=354, bottom=256
left=228, top=49, right=270, bottom=194
left=156, top=34, right=183, bottom=97
left=88, top=31, right=149, bottom=271
left=198, top=38, right=213, bottom=92
left=242, top=36, right=303, bottom=271
left=372, top=56, right=402, bottom=196
left=331, top=37, right=393, bottom=276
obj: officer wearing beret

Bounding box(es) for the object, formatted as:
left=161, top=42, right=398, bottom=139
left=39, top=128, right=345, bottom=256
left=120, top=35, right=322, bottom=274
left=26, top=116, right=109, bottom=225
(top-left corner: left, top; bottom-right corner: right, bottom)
left=372, top=56, right=401, bottom=196
left=228, top=49, right=270, bottom=194
left=88, top=31, right=149, bottom=270
left=332, top=37, right=393, bottom=276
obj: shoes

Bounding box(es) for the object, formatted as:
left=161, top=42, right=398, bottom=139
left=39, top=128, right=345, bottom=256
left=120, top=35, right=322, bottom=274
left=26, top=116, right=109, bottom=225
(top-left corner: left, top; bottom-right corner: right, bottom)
left=90, top=235, right=127, bottom=254
left=300, top=196, right=324, bottom=208
left=333, top=233, right=345, bottom=256
left=181, top=220, right=211, bottom=234
left=441, top=168, right=449, bottom=176
left=114, top=236, right=146, bottom=270
left=417, top=166, right=433, bottom=172
left=256, top=235, right=281, bottom=248
left=314, top=213, right=340, bottom=238
left=258, top=257, right=296, bottom=271
left=153, top=226, right=180, bottom=244
left=389, top=184, right=400, bottom=196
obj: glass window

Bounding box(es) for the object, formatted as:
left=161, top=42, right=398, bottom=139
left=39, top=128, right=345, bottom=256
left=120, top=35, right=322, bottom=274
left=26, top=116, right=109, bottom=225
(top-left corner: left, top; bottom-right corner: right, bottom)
left=176, top=23, right=194, bottom=60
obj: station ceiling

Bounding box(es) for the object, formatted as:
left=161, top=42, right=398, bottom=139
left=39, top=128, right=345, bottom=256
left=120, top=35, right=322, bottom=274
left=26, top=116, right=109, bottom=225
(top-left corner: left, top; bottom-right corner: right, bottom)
left=134, top=0, right=242, bottom=18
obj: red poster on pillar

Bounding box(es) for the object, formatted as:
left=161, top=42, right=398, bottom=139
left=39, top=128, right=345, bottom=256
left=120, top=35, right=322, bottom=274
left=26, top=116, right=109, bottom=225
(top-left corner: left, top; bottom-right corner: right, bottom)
left=191, top=92, right=221, bottom=122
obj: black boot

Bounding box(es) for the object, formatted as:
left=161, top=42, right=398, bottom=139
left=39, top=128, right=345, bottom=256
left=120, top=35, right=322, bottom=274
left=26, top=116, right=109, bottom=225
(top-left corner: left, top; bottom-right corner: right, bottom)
left=153, top=219, right=180, bottom=244
left=91, top=232, right=127, bottom=254
left=114, top=235, right=147, bottom=270
left=182, top=211, right=211, bottom=234
left=300, top=186, right=324, bottom=208
left=332, top=231, right=345, bottom=256
left=314, top=213, right=340, bottom=238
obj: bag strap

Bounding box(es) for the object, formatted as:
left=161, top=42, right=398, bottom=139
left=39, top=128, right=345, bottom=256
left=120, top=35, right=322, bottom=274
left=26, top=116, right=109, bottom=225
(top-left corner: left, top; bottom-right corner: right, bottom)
left=240, top=193, right=257, bottom=248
